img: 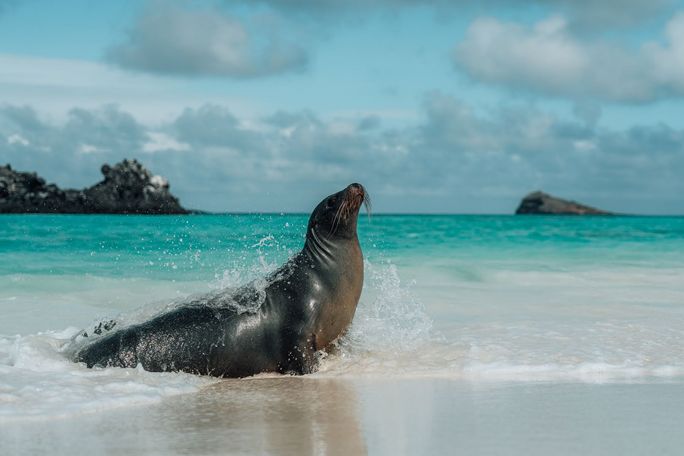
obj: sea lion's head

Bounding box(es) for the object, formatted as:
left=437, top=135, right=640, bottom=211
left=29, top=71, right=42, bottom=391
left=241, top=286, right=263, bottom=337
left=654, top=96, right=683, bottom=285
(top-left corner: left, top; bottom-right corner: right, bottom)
left=307, top=183, right=370, bottom=241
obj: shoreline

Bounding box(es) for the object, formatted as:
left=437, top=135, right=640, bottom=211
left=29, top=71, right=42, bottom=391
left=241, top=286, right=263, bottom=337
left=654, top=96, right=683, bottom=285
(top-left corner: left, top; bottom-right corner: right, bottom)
left=2, top=377, right=683, bottom=455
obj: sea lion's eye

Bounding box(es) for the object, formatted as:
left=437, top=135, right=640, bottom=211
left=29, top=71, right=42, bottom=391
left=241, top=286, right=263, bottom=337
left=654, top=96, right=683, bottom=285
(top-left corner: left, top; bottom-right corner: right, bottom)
left=327, top=197, right=336, bottom=207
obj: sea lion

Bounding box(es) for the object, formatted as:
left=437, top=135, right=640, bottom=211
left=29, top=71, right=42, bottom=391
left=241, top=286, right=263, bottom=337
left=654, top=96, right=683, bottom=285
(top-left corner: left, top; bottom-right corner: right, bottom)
left=71, top=183, right=368, bottom=377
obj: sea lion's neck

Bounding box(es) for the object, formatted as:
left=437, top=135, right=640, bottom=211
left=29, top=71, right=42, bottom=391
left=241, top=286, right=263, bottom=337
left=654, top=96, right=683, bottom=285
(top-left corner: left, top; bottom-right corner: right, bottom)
left=301, top=227, right=363, bottom=350
left=303, top=228, right=356, bottom=266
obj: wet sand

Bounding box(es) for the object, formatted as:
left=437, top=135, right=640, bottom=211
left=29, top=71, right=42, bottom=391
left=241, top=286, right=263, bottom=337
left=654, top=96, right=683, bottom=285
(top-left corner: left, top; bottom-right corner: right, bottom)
left=3, top=377, right=684, bottom=455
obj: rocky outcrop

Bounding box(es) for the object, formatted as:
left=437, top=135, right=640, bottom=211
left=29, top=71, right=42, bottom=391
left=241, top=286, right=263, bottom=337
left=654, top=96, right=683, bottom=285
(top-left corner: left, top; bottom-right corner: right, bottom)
left=515, top=191, right=612, bottom=215
left=0, top=159, right=187, bottom=214
left=81, top=160, right=187, bottom=214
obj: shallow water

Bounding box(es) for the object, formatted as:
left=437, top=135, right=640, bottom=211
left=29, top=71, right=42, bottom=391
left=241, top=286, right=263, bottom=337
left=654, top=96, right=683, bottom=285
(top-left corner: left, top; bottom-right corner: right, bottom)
left=3, top=378, right=684, bottom=455
left=1, top=214, right=683, bottom=454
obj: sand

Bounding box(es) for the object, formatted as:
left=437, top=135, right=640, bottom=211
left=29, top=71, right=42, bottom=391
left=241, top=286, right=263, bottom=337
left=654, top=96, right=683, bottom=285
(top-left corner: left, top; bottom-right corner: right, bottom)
left=3, top=377, right=684, bottom=455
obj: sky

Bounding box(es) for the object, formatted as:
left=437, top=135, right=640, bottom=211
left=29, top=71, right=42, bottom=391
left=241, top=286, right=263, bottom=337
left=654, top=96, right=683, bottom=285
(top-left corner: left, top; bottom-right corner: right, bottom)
left=0, top=0, right=683, bottom=214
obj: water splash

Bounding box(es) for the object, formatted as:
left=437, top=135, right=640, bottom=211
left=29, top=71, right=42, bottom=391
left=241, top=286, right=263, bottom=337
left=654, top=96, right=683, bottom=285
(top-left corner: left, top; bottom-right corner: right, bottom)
left=0, top=329, right=214, bottom=421
left=317, top=260, right=436, bottom=376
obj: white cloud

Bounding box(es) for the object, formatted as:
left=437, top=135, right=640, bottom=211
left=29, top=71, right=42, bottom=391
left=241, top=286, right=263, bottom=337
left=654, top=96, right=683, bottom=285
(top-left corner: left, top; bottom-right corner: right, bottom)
left=107, top=3, right=308, bottom=78
left=647, top=13, right=684, bottom=94
left=6, top=133, right=29, bottom=146
left=143, top=132, right=190, bottom=153
left=573, top=140, right=597, bottom=152
left=2, top=99, right=683, bottom=214
left=454, top=12, right=684, bottom=102
left=78, top=144, right=100, bottom=154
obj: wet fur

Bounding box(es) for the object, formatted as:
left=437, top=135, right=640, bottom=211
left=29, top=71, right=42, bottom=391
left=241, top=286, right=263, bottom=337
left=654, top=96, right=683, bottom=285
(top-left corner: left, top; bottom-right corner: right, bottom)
left=71, top=184, right=368, bottom=378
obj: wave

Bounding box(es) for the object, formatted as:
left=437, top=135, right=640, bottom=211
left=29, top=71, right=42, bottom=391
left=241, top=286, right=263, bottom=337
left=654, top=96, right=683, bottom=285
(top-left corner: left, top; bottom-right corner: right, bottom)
left=2, top=259, right=684, bottom=422
left=0, top=328, right=215, bottom=422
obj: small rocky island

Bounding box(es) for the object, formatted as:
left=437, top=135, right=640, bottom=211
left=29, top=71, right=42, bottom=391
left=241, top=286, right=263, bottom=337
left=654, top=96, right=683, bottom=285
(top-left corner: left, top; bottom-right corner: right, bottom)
left=515, top=191, right=612, bottom=215
left=0, top=159, right=187, bottom=214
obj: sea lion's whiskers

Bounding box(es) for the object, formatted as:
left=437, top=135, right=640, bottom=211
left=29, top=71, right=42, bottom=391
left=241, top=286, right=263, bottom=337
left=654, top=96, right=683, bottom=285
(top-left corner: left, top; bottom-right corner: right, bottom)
left=330, top=199, right=347, bottom=235
left=356, top=184, right=371, bottom=221
left=334, top=200, right=347, bottom=233
left=363, top=192, right=372, bottom=216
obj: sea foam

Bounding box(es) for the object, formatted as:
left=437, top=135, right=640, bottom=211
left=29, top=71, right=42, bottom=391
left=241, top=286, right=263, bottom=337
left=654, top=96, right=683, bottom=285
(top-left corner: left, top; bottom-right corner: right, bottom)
left=0, top=328, right=215, bottom=421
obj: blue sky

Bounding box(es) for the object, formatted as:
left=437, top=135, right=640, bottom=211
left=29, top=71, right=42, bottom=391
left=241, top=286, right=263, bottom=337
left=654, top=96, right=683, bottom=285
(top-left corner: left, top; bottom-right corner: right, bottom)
left=1, top=0, right=683, bottom=213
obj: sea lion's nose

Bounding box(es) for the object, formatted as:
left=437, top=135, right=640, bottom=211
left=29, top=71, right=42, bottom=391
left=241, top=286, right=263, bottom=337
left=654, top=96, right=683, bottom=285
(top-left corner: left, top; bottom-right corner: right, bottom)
left=347, top=183, right=364, bottom=198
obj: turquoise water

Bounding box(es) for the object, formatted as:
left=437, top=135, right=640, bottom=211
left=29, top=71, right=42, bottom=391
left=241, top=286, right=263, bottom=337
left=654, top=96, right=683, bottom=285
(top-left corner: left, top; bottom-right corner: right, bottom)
left=2, top=213, right=684, bottom=337
left=3, top=214, right=683, bottom=279
left=2, top=214, right=684, bottom=453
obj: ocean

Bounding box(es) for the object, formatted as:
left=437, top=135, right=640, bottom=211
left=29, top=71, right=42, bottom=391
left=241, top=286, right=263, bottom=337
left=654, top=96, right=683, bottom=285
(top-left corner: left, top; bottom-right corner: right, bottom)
left=2, top=214, right=684, bottom=454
